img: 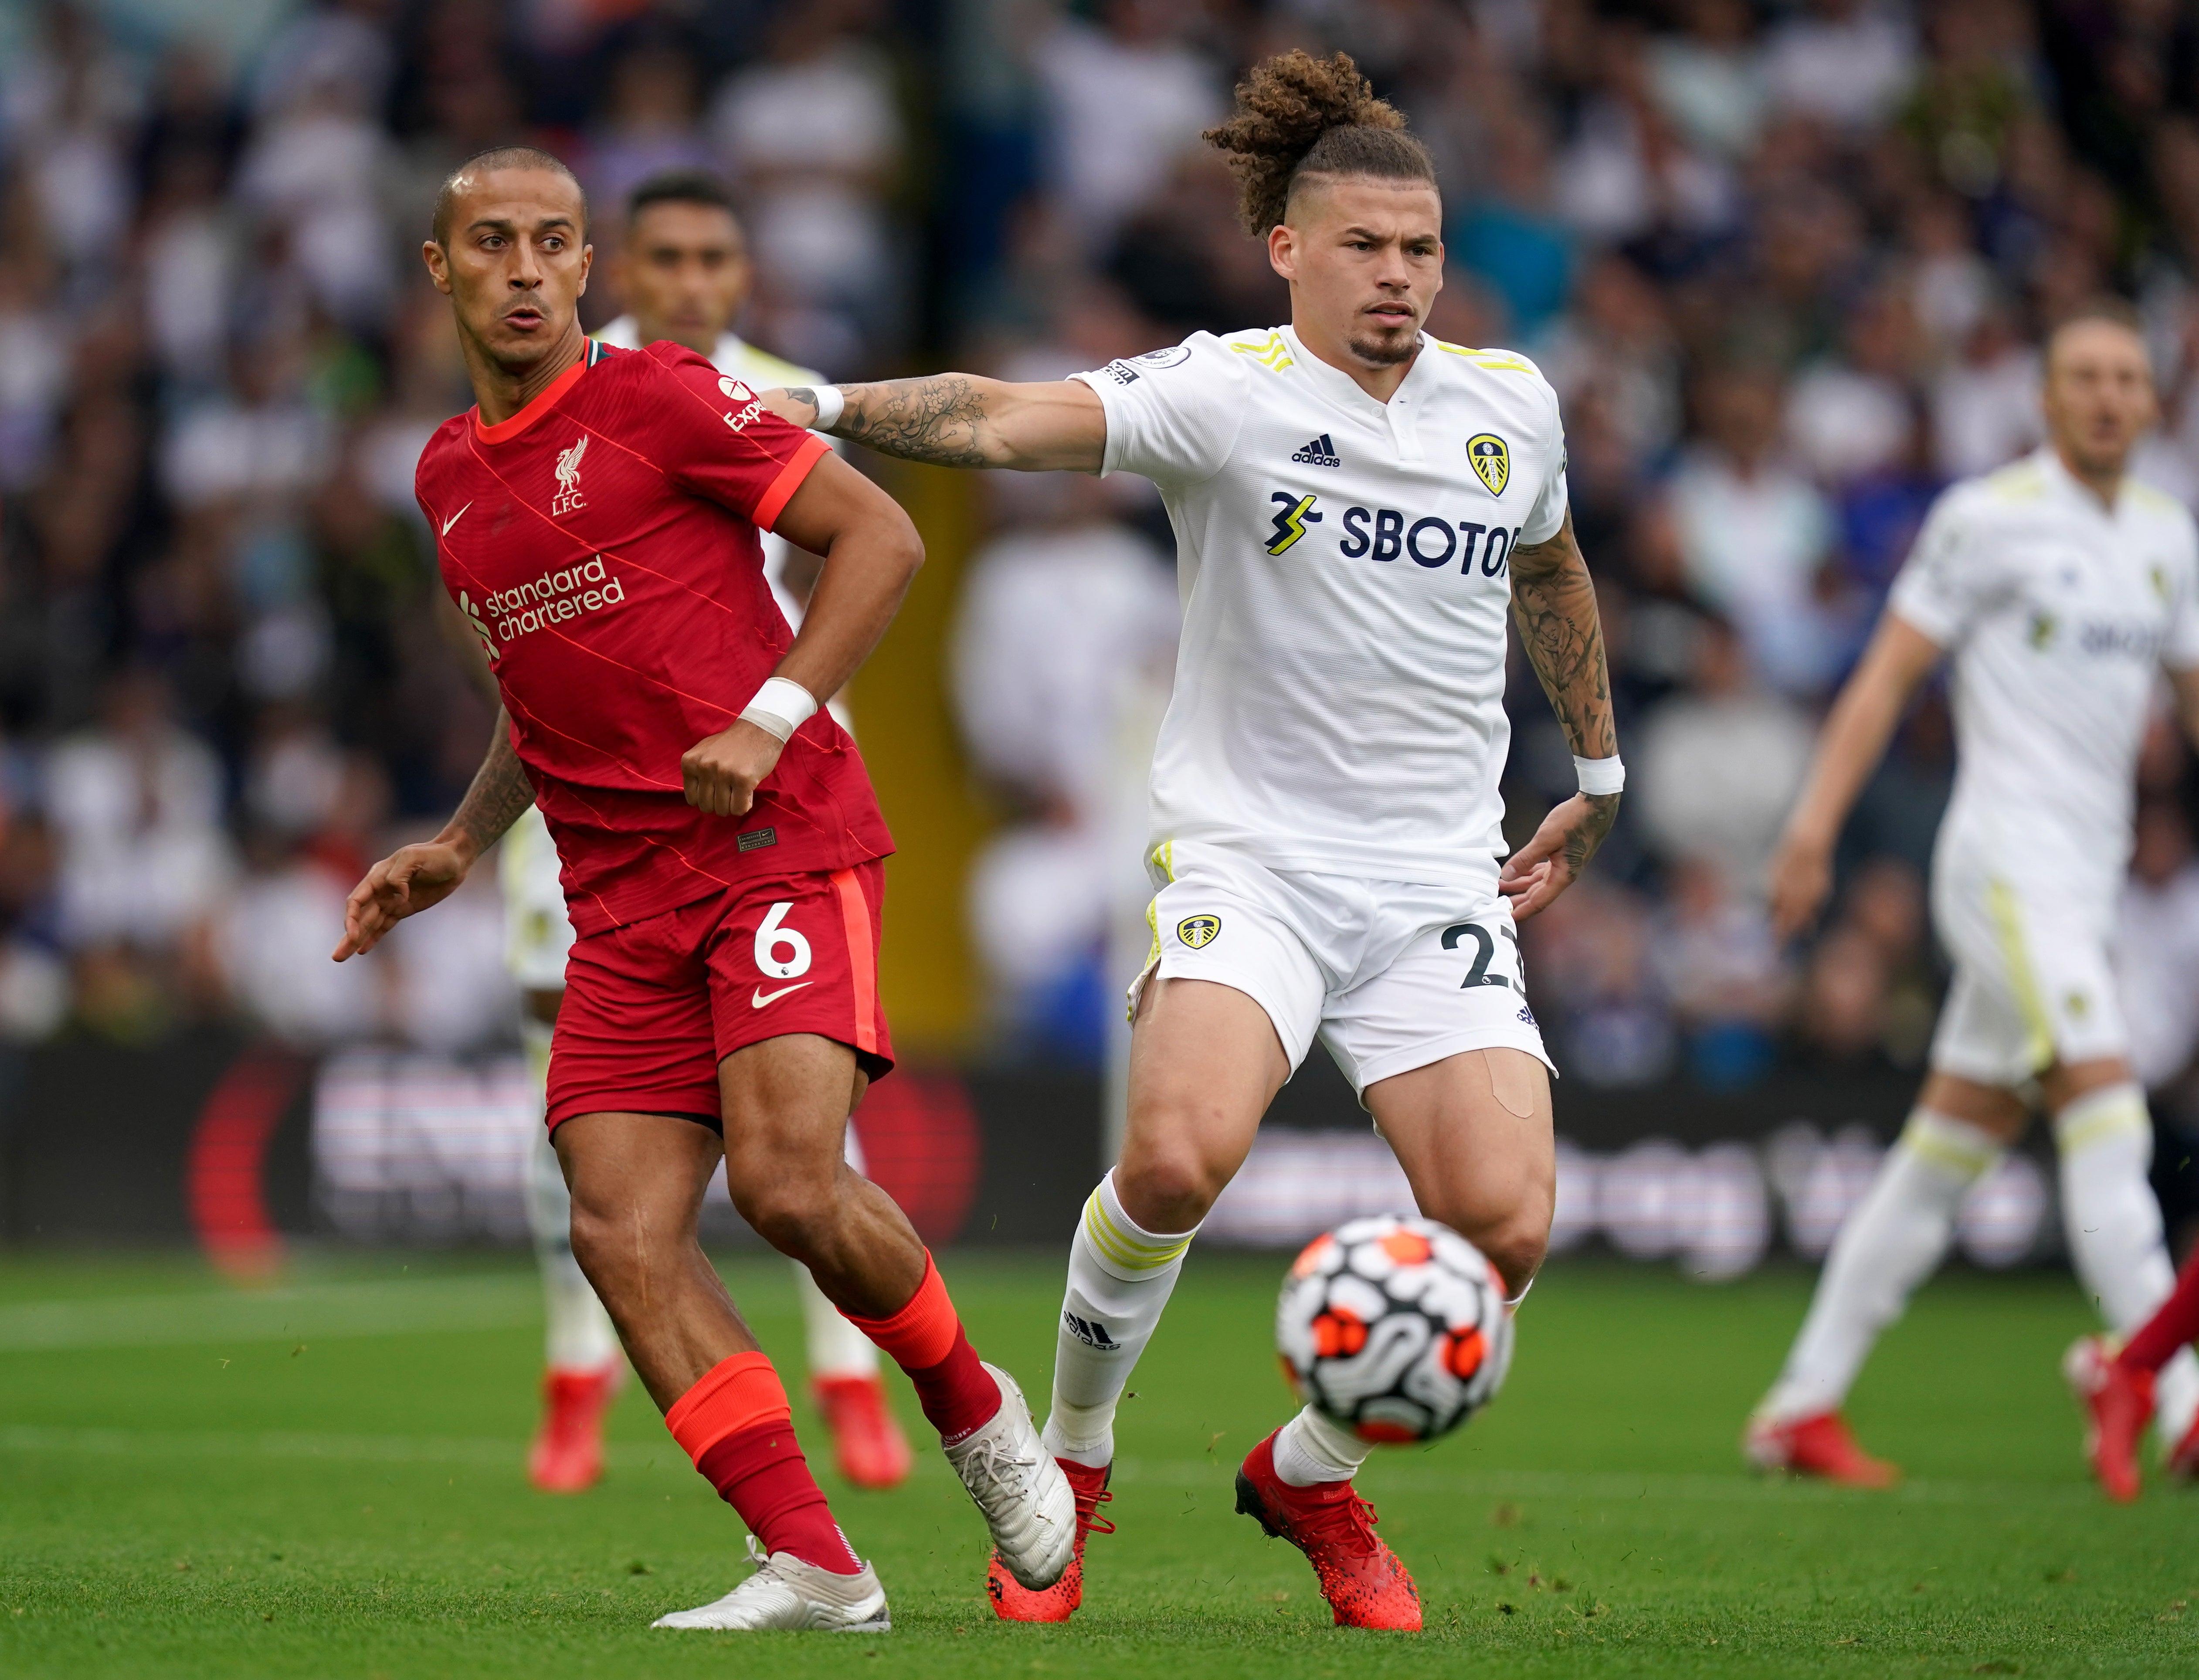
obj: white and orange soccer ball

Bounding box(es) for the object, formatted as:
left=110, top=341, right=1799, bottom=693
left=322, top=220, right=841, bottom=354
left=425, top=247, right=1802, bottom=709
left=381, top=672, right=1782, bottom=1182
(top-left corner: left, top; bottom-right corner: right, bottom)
left=1276, top=1214, right=1514, bottom=1444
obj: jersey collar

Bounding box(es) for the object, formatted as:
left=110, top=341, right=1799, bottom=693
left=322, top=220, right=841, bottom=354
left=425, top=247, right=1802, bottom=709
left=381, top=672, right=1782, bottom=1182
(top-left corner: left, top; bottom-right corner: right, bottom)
left=2033, top=443, right=2127, bottom=519
left=1280, top=325, right=1433, bottom=460
left=472, top=339, right=603, bottom=445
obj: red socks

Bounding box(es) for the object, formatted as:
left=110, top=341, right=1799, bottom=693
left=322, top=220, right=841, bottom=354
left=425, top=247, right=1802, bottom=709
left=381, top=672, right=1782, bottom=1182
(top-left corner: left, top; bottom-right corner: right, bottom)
left=665, top=1352, right=860, bottom=1575
left=845, top=1253, right=1002, bottom=1444
left=2120, top=1246, right=2199, bottom=1375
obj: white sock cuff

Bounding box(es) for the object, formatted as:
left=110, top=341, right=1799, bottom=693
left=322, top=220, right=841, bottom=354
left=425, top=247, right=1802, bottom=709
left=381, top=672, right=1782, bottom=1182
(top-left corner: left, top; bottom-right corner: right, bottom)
left=1898, top=1108, right=2005, bottom=1180
left=2053, top=1083, right=2149, bottom=1154
left=1079, top=1171, right=1198, bottom=1283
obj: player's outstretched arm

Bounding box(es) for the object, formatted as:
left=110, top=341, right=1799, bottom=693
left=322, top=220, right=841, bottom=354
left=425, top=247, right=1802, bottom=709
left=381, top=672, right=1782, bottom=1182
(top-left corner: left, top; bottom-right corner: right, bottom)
left=1500, top=512, right=1622, bottom=920
left=332, top=712, right=533, bottom=960
left=678, top=452, right=925, bottom=818
left=763, top=377, right=1106, bottom=473
left=1766, top=613, right=1942, bottom=938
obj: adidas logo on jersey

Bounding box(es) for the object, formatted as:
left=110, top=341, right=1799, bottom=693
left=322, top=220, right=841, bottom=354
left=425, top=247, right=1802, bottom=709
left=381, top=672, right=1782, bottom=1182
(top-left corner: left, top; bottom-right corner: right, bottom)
left=1291, top=434, right=1342, bottom=468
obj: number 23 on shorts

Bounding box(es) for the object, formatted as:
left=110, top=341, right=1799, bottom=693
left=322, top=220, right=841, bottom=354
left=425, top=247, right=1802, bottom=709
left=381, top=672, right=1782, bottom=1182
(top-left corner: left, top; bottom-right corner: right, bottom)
left=1441, top=917, right=1522, bottom=992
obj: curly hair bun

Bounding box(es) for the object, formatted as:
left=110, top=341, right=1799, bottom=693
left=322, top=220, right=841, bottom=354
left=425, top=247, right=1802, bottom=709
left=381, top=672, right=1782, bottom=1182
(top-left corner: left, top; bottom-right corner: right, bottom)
left=1203, top=51, right=1435, bottom=236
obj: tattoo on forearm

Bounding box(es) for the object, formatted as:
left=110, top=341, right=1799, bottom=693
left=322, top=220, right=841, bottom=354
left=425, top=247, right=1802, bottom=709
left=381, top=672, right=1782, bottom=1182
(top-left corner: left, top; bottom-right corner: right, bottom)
left=830, top=376, right=992, bottom=467
left=1510, top=513, right=1618, bottom=763
left=1562, top=791, right=1621, bottom=878
left=451, top=713, right=535, bottom=853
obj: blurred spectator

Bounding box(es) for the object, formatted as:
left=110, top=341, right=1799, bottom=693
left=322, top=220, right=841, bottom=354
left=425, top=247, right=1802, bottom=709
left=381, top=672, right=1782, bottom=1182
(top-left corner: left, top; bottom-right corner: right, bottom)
left=1649, top=0, right=1768, bottom=160
left=712, top=0, right=903, bottom=366
left=953, top=477, right=1178, bottom=1059
left=592, top=32, right=714, bottom=222
left=1786, top=282, right=1920, bottom=488
left=1524, top=877, right=1676, bottom=1088
left=1764, top=0, right=1918, bottom=136
left=1931, top=301, right=2043, bottom=477
left=1634, top=614, right=1812, bottom=902
left=1032, top=1, right=1222, bottom=256
left=1451, top=111, right=1573, bottom=337
left=1650, top=855, right=1791, bottom=1087
left=2119, top=800, right=2199, bottom=1093
left=1668, top=368, right=1842, bottom=692
left=46, top=669, right=234, bottom=957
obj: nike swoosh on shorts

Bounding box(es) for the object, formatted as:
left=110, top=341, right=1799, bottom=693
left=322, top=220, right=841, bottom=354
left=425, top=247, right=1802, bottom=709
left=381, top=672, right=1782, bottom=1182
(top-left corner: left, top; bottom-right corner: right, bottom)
left=751, top=982, right=814, bottom=1008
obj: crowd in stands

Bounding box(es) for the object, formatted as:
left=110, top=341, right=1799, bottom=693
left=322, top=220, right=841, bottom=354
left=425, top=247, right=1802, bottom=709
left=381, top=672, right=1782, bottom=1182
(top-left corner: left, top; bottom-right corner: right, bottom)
left=4, top=0, right=2199, bottom=1105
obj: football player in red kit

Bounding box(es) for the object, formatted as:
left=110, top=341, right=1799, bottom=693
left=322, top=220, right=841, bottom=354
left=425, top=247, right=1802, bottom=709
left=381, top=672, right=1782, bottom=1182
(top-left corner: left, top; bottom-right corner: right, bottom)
left=333, top=148, right=1072, bottom=1632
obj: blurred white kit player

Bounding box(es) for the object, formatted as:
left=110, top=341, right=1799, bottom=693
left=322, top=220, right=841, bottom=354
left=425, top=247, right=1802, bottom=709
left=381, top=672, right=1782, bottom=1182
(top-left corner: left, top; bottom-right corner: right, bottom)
left=1753, top=438, right=2199, bottom=1478
left=508, top=320, right=899, bottom=1495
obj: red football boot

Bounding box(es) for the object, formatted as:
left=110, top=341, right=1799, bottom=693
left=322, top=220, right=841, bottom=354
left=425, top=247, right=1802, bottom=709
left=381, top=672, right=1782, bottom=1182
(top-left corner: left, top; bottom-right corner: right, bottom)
left=528, top=1359, right=623, bottom=1493
left=812, top=1373, right=915, bottom=1491
left=1743, top=1410, right=1900, bottom=1488
left=2063, top=1335, right=2154, bottom=1502
left=988, top=1459, right=1113, bottom=1622
left=1234, top=1430, right=1420, bottom=1631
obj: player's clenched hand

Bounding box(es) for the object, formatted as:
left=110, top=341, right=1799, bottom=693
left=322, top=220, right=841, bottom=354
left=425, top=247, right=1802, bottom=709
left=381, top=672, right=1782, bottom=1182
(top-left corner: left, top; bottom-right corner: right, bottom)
left=1498, top=792, right=1619, bottom=921
left=333, top=841, right=472, bottom=961
left=681, top=720, right=784, bottom=818
left=1767, top=831, right=1834, bottom=941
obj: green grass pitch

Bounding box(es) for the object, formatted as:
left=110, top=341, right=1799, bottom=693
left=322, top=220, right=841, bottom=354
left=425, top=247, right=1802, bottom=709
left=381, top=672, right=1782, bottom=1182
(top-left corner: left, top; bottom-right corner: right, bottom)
left=0, top=1249, right=2192, bottom=1678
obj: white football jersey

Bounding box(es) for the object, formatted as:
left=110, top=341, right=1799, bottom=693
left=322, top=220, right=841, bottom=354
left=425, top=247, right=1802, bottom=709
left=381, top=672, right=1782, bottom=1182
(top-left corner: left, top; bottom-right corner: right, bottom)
left=1889, top=446, right=2199, bottom=903
left=1072, top=326, right=1569, bottom=892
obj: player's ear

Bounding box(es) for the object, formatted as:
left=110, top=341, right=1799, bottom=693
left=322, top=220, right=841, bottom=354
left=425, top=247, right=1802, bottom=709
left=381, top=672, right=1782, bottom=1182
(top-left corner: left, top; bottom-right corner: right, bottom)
left=422, top=239, right=453, bottom=295
left=577, top=241, right=592, bottom=298
left=1268, top=222, right=1296, bottom=283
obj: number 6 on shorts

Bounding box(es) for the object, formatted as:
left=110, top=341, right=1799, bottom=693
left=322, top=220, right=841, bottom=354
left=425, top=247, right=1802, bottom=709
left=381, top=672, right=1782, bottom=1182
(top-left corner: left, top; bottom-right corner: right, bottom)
left=754, top=901, right=813, bottom=979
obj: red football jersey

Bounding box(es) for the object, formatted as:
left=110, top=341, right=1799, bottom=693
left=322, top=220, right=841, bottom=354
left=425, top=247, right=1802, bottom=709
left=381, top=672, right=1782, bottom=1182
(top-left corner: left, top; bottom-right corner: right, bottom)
left=414, top=339, right=892, bottom=935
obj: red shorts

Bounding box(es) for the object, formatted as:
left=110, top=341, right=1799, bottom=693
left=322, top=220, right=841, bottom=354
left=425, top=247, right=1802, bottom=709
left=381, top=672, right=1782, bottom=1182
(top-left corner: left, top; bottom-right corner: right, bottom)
left=545, top=860, right=894, bottom=1132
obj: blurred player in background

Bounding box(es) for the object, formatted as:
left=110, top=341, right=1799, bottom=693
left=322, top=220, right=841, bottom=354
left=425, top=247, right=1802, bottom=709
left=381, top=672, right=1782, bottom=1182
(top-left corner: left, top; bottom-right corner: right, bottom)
left=510, top=167, right=910, bottom=1497
left=2073, top=1242, right=2199, bottom=1499
left=1750, top=302, right=2199, bottom=1488
left=767, top=53, right=1620, bottom=1631
left=338, top=149, right=1072, bottom=1632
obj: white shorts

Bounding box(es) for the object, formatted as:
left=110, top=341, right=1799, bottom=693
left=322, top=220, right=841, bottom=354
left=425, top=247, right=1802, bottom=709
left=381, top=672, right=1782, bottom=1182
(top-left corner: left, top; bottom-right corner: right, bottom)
left=1929, top=859, right=2127, bottom=1087
left=1134, top=840, right=1551, bottom=1098
left=499, top=805, right=576, bottom=993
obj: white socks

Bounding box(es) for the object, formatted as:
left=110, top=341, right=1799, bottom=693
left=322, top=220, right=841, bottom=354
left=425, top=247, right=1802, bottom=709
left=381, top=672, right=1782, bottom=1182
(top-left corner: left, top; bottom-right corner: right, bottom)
left=1762, top=1109, right=2002, bottom=1422
left=1272, top=1403, right=1371, bottom=1487
left=1039, top=1171, right=1198, bottom=1469
left=2052, top=1083, right=2199, bottom=1441
left=2054, top=1084, right=2172, bottom=1328
left=522, top=1021, right=621, bottom=1373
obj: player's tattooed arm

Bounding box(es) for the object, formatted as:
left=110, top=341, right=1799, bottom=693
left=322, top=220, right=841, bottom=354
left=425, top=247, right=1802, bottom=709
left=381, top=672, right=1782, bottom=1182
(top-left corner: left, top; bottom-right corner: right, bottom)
left=446, top=714, right=535, bottom=859
left=1500, top=512, right=1620, bottom=919
left=767, top=377, right=1106, bottom=474
left=333, top=711, right=531, bottom=960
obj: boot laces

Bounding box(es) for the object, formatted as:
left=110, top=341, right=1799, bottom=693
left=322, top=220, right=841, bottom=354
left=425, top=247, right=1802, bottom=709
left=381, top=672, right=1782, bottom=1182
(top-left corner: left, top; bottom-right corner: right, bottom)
left=1073, top=1483, right=1115, bottom=1538
left=1291, top=1484, right=1380, bottom=1557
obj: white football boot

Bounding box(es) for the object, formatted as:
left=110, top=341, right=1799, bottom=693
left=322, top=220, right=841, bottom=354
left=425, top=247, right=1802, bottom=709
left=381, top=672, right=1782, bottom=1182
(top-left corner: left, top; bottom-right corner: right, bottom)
left=651, top=1538, right=889, bottom=1632
left=942, top=1362, right=1075, bottom=1591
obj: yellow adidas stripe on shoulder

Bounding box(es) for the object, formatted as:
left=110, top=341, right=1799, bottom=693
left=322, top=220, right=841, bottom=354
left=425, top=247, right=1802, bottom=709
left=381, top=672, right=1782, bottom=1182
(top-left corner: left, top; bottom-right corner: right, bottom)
left=1227, top=331, right=1294, bottom=372
left=1433, top=339, right=1535, bottom=373
left=1979, top=461, right=2047, bottom=501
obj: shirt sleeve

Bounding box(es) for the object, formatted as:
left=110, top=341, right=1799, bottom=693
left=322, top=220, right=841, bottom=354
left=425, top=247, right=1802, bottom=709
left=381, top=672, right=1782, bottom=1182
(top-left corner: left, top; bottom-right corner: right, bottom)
left=2164, top=518, right=2199, bottom=672
left=1068, top=334, right=1245, bottom=487
left=644, top=344, right=831, bottom=533
left=1520, top=378, right=1570, bottom=545
left=1886, top=486, right=2006, bottom=648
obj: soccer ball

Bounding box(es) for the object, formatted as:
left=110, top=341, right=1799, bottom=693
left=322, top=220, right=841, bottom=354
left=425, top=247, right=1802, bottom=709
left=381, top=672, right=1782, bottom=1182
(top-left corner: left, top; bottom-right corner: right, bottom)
left=1276, top=1214, right=1514, bottom=1444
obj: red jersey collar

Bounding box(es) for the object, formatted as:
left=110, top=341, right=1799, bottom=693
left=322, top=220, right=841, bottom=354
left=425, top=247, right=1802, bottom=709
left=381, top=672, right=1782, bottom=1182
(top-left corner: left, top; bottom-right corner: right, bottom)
left=471, top=338, right=605, bottom=444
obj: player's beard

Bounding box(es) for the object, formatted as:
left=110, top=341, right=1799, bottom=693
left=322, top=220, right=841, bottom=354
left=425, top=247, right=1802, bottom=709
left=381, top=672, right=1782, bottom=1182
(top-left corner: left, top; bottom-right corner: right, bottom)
left=1347, top=317, right=1421, bottom=367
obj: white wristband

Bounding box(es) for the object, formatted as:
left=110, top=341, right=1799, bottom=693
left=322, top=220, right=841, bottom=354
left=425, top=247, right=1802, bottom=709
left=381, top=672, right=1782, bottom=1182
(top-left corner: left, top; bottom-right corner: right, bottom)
left=1575, top=754, right=1625, bottom=796
left=740, top=676, right=819, bottom=743
left=808, top=385, right=844, bottom=432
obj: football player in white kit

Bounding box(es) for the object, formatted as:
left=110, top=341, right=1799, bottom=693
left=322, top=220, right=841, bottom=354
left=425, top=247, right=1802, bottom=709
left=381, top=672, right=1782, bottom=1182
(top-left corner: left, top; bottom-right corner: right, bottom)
left=763, top=53, right=1620, bottom=1629
left=1747, top=301, right=2199, bottom=1487
left=512, top=167, right=912, bottom=1493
